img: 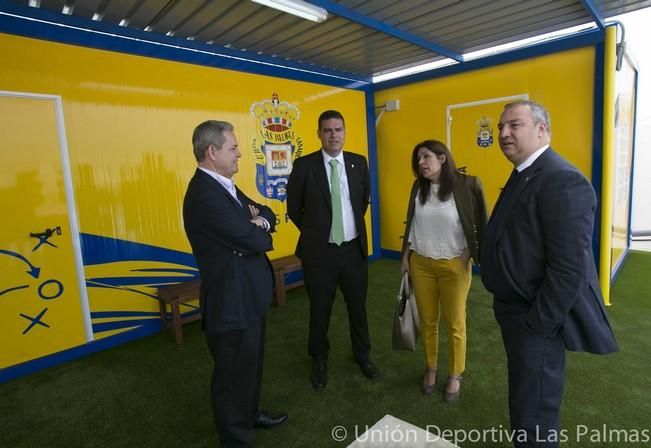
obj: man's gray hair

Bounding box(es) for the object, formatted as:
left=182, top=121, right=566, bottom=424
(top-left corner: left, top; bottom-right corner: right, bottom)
left=192, top=120, right=234, bottom=162
left=505, top=100, right=551, bottom=135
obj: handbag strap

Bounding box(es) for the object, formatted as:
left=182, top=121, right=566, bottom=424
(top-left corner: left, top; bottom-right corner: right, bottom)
left=401, top=272, right=410, bottom=297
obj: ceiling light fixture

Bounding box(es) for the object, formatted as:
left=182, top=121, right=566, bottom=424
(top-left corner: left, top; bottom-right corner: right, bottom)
left=250, top=0, right=328, bottom=23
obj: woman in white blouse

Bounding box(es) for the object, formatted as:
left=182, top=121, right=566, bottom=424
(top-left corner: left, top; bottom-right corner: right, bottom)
left=400, top=140, right=487, bottom=402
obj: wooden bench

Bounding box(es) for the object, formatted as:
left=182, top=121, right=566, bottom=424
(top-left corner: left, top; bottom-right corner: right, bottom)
left=157, top=278, right=201, bottom=345
left=271, top=255, right=303, bottom=306
left=157, top=256, right=302, bottom=343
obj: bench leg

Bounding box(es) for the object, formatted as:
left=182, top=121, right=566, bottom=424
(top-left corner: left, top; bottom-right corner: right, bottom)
left=158, top=300, right=168, bottom=330
left=171, top=301, right=183, bottom=344
left=274, top=270, right=287, bottom=307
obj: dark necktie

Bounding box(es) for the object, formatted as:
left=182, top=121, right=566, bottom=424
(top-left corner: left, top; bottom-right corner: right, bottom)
left=494, top=169, right=519, bottom=211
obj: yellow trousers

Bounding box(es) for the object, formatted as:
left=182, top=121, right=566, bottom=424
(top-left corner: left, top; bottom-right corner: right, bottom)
left=409, top=251, right=472, bottom=376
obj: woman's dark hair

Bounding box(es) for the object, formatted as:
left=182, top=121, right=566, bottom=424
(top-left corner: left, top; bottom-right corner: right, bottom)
left=411, top=140, right=457, bottom=205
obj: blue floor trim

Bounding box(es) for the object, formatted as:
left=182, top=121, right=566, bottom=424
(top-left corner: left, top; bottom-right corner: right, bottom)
left=0, top=323, right=162, bottom=384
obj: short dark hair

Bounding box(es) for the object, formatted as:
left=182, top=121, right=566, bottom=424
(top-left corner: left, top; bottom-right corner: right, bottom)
left=192, top=120, right=234, bottom=162
left=318, top=110, right=345, bottom=129
left=411, top=140, right=457, bottom=204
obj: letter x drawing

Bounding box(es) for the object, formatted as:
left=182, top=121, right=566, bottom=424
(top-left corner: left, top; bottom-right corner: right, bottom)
left=30, top=228, right=58, bottom=252
left=20, top=308, right=50, bottom=334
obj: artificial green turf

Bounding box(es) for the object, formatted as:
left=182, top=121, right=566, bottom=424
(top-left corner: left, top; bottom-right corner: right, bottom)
left=2, top=252, right=650, bottom=447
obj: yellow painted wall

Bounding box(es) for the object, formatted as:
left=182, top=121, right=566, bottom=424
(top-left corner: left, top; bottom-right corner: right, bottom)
left=0, top=32, right=370, bottom=368
left=375, top=47, right=596, bottom=252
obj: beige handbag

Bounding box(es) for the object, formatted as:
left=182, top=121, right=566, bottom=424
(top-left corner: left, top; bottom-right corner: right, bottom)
left=392, top=272, right=420, bottom=351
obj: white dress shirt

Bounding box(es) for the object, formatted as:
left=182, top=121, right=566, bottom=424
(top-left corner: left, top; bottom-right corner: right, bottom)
left=516, top=144, right=549, bottom=172
left=322, top=150, right=358, bottom=243
left=198, top=166, right=270, bottom=231
left=408, top=184, right=467, bottom=259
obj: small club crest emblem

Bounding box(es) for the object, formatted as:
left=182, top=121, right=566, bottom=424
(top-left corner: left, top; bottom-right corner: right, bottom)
left=476, top=116, right=494, bottom=148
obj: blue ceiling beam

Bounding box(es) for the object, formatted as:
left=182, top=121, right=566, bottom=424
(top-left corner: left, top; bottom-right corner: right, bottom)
left=580, top=0, right=606, bottom=30
left=0, top=0, right=371, bottom=86
left=306, top=0, right=464, bottom=62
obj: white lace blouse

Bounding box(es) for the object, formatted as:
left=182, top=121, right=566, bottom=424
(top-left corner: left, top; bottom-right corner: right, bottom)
left=407, top=184, right=468, bottom=260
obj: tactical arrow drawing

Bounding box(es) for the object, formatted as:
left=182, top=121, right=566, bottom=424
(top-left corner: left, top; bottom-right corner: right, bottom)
left=0, top=249, right=41, bottom=278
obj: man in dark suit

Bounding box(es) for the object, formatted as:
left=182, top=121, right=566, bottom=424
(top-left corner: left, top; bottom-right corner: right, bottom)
left=183, top=120, right=287, bottom=448
left=287, top=110, right=379, bottom=390
left=480, top=101, right=617, bottom=447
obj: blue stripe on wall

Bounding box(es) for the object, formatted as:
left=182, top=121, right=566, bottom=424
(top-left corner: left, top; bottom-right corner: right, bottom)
left=92, top=318, right=160, bottom=333
left=80, top=234, right=198, bottom=267
left=91, top=311, right=161, bottom=318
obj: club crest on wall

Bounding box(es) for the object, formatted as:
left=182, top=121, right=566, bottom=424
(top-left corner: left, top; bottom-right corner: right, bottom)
left=250, top=93, right=303, bottom=202
left=476, top=116, right=494, bottom=148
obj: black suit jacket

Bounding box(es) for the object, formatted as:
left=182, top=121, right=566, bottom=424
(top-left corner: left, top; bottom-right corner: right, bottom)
left=286, top=150, right=370, bottom=262
left=183, top=168, right=276, bottom=333
left=481, top=148, right=617, bottom=354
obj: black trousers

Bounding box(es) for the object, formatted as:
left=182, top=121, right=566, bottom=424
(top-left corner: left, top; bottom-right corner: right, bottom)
left=205, top=318, right=265, bottom=448
left=302, top=238, right=371, bottom=361
left=495, top=308, right=565, bottom=448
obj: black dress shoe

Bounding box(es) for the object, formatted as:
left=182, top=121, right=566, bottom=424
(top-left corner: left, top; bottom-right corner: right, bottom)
left=356, top=359, right=380, bottom=380
left=311, top=358, right=328, bottom=390
left=253, top=411, right=288, bottom=429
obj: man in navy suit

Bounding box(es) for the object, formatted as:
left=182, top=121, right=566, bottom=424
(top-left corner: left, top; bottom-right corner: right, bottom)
left=287, top=110, right=379, bottom=390
left=480, top=101, right=617, bottom=447
left=183, top=120, right=287, bottom=448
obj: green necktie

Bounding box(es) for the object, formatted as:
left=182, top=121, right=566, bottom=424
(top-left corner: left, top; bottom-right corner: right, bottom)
left=329, top=159, right=345, bottom=245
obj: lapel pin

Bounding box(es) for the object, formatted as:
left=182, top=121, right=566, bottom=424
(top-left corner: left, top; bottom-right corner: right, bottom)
left=351, top=164, right=355, bottom=168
